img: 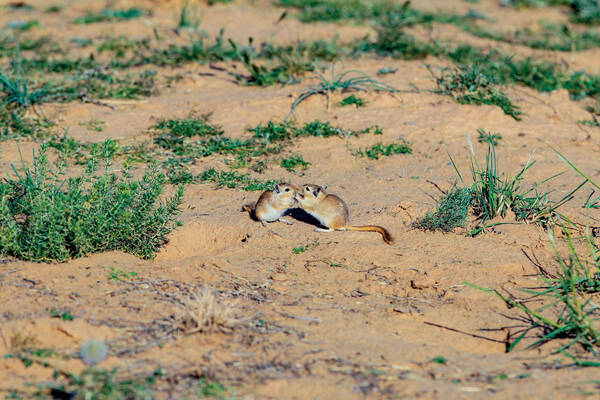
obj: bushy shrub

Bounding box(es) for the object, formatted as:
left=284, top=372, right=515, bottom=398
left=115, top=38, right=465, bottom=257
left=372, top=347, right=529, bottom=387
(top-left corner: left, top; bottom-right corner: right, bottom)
left=0, top=147, right=183, bottom=262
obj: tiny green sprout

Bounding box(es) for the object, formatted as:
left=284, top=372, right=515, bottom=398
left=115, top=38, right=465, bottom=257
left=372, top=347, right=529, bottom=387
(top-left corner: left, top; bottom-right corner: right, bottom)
left=50, top=309, right=74, bottom=321
left=293, top=245, right=307, bottom=254
left=431, top=356, right=447, bottom=364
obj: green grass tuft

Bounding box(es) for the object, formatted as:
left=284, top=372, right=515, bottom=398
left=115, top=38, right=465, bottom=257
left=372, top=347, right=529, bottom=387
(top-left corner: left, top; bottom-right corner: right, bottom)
left=416, top=187, right=472, bottom=232
left=281, top=154, right=310, bottom=172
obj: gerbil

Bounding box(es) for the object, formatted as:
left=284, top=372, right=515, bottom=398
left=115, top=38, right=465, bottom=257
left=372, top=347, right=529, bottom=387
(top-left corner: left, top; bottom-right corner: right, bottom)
left=295, top=184, right=393, bottom=244
left=242, top=183, right=298, bottom=226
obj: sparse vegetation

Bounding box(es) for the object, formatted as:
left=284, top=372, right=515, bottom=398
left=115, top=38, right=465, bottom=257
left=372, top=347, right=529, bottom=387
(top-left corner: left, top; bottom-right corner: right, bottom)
left=432, top=65, right=523, bottom=120
left=357, top=141, right=412, bottom=159
left=75, top=7, right=148, bottom=24
left=281, top=154, right=311, bottom=172
left=288, top=68, right=396, bottom=117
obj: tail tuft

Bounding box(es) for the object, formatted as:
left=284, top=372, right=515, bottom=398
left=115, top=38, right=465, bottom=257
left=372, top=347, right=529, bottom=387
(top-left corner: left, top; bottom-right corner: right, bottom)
left=347, top=225, right=393, bottom=244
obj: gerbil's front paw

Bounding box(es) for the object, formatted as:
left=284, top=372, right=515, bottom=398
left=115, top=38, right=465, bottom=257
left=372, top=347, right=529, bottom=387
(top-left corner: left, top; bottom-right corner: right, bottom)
left=278, top=218, right=293, bottom=225
left=260, top=220, right=268, bottom=227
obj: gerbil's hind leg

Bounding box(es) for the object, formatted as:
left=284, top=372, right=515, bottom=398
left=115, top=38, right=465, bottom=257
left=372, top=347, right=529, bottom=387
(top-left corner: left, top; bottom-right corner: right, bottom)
left=278, top=217, right=293, bottom=225
left=315, top=227, right=334, bottom=232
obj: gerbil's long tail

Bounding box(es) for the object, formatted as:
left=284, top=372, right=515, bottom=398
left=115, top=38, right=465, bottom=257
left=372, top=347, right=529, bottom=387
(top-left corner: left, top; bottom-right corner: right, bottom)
left=347, top=225, right=393, bottom=244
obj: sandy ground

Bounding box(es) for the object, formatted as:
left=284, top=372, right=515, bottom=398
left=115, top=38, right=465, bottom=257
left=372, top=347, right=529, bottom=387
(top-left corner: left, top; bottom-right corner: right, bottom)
left=1, top=0, right=600, bottom=398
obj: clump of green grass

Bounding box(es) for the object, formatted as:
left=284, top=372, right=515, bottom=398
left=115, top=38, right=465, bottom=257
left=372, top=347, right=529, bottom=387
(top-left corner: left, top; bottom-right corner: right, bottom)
left=229, top=39, right=313, bottom=86
left=432, top=64, right=523, bottom=120
left=288, top=67, right=396, bottom=118
left=155, top=114, right=224, bottom=137
left=0, top=147, right=183, bottom=262
left=451, top=139, right=582, bottom=235
left=339, top=94, right=365, bottom=107
left=281, top=154, right=310, bottom=172
left=199, top=168, right=278, bottom=191
left=415, top=187, right=472, bottom=232
left=75, top=7, right=148, bottom=24
left=0, top=50, right=50, bottom=115
left=356, top=141, right=412, bottom=159
left=356, top=3, right=434, bottom=59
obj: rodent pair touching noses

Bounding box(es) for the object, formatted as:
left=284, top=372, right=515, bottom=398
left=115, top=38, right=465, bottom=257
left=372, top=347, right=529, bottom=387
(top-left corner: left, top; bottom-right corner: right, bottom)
left=242, top=183, right=393, bottom=244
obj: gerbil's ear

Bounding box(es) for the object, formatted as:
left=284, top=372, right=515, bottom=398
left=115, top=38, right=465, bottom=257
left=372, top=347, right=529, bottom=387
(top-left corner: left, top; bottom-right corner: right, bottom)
left=274, top=184, right=281, bottom=193
left=322, top=184, right=328, bottom=190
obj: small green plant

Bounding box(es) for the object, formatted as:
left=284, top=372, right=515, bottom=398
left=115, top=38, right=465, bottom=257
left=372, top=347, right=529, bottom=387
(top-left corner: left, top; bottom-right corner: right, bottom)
left=229, top=39, right=312, bottom=86
left=45, top=5, right=63, bottom=13
left=108, top=267, right=138, bottom=281
left=50, top=309, right=74, bottom=321
left=0, top=147, right=183, bottom=262
left=432, top=65, right=522, bottom=120
left=75, top=7, right=148, bottom=24
left=79, top=119, right=106, bottom=132
left=281, top=154, right=310, bottom=172
left=431, top=356, right=448, bottom=364
left=293, top=245, right=307, bottom=254
left=416, top=186, right=472, bottom=232
left=155, top=114, right=224, bottom=137
left=357, top=141, right=412, bottom=159
left=178, top=1, right=201, bottom=29
left=477, top=128, right=502, bottom=145
left=339, top=94, right=365, bottom=107
left=287, top=67, right=396, bottom=118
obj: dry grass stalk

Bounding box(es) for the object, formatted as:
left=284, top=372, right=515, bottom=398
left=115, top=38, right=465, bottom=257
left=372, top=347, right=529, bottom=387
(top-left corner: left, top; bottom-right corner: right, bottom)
left=178, top=288, right=239, bottom=334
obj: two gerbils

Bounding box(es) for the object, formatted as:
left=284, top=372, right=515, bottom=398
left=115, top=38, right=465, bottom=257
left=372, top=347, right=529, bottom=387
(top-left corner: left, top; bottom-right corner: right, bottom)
left=243, top=183, right=393, bottom=244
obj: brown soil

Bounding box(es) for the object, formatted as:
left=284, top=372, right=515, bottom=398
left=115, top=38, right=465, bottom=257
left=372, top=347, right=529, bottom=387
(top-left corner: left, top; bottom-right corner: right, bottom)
left=2, top=0, right=600, bottom=398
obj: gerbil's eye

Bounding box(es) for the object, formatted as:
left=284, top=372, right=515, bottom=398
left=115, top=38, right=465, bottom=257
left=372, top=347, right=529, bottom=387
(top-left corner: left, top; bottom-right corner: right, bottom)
left=305, top=187, right=310, bottom=191
left=285, top=188, right=290, bottom=192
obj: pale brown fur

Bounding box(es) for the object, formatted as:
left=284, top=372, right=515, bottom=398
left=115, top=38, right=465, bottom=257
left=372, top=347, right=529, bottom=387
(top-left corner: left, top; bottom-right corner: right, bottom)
left=242, top=183, right=298, bottom=226
left=295, top=184, right=393, bottom=244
